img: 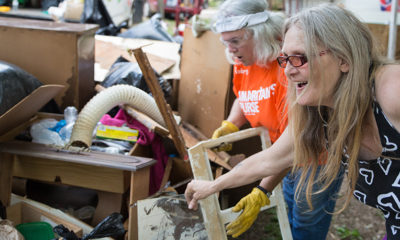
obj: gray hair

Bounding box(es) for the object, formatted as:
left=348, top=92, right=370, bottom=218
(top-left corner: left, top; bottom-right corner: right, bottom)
left=217, top=0, right=285, bottom=66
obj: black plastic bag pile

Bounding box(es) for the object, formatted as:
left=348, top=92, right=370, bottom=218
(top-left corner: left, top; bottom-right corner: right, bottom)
left=53, top=212, right=126, bottom=240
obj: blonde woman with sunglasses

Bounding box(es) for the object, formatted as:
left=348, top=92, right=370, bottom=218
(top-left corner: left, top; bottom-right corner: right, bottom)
left=186, top=3, right=400, bottom=240
left=206, top=0, right=343, bottom=239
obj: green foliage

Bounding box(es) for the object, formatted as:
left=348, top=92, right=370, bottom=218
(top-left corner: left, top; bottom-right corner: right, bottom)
left=208, top=0, right=223, bottom=8
left=336, top=226, right=362, bottom=240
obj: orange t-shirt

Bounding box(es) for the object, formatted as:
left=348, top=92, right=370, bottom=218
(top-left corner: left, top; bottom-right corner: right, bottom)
left=233, top=61, right=288, bottom=143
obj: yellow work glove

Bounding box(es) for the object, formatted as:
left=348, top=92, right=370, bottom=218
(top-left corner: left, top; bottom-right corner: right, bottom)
left=226, top=187, right=270, bottom=238
left=211, top=120, right=239, bottom=151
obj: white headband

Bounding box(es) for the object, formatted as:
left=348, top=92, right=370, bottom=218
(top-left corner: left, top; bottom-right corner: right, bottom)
left=212, top=11, right=270, bottom=33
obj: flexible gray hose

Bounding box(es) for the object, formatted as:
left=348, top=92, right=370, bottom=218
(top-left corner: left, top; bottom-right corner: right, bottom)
left=68, top=85, right=166, bottom=148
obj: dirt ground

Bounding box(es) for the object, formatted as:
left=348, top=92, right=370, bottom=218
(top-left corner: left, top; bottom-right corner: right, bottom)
left=227, top=176, right=387, bottom=240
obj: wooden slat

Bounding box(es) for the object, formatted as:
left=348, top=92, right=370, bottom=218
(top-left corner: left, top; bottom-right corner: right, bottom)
left=188, top=145, right=227, bottom=240
left=159, top=157, right=174, bottom=191
left=180, top=124, right=232, bottom=170
left=130, top=48, right=188, bottom=161
left=124, top=106, right=169, bottom=137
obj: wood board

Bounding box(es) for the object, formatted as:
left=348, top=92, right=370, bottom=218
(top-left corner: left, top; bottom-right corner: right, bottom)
left=95, top=35, right=180, bottom=82
left=178, top=27, right=233, bottom=138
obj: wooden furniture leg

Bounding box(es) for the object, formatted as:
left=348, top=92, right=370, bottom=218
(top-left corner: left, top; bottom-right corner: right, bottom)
left=128, top=168, right=151, bottom=240
left=92, top=191, right=123, bottom=226
left=0, top=153, right=13, bottom=207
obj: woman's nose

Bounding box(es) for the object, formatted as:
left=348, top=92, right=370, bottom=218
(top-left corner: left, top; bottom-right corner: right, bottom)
left=227, top=45, right=237, bottom=53
left=284, top=62, right=297, bottom=76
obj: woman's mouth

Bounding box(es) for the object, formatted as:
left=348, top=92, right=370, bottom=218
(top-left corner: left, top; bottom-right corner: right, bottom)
left=297, top=82, right=308, bottom=89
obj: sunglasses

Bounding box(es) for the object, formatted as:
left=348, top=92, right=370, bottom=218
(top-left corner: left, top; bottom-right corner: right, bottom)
left=277, top=55, right=307, bottom=68
left=277, top=50, right=330, bottom=68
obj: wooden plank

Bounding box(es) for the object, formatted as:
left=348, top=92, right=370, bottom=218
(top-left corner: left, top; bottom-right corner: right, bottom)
left=0, top=141, right=156, bottom=172
left=0, top=85, right=64, bottom=137
left=180, top=123, right=232, bottom=170
left=178, top=29, right=232, bottom=137
left=159, top=157, right=174, bottom=191
left=188, top=145, right=227, bottom=240
left=124, top=106, right=170, bottom=137
left=180, top=121, right=247, bottom=167
left=0, top=152, right=13, bottom=207
left=95, top=37, right=176, bottom=77
left=130, top=48, right=188, bottom=161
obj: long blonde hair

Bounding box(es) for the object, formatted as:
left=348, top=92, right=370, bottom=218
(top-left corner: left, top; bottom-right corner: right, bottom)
left=285, top=4, right=383, bottom=211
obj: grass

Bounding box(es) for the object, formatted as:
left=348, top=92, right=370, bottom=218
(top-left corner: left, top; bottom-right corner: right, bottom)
left=262, top=208, right=282, bottom=240
left=335, top=226, right=363, bottom=240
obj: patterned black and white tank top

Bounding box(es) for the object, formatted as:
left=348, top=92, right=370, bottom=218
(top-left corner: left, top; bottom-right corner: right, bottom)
left=351, top=102, right=400, bottom=239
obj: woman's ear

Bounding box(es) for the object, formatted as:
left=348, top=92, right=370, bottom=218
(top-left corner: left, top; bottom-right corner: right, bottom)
left=340, top=59, right=349, bottom=73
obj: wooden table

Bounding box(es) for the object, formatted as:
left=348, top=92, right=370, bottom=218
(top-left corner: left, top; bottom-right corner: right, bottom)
left=0, top=140, right=156, bottom=240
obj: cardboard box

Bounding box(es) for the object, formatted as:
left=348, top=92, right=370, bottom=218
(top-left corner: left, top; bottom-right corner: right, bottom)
left=178, top=27, right=234, bottom=138
left=0, top=17, right=98, bottom=110
left=0, top=85, right=65, bottom=142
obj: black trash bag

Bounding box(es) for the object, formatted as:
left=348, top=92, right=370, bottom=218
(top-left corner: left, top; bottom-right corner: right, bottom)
left=100, top=56, right=172, bottom=103
left=81, top=0, right=129, bottom=36
left=0, top=61, right=60, bottom=116
left=80, top=0, right=113, bottom=29
left=53, top=225, right=80, bottom=240
left=82, top=212, right=125, bottom=240
left=53, top=213, right=125, bottom=240
left=41, top=0, right=64, bottom=11
left=118, top=13, right=175, bottom=42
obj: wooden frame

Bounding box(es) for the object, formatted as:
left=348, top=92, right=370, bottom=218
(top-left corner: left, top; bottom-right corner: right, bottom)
left=188, top=127, right=292, bottom=240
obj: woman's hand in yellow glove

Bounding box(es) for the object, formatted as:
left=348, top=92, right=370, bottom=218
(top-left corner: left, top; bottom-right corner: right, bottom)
left=211, top=120, right=239, bottom=151
left=226, top=187, right=270, bottom=238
